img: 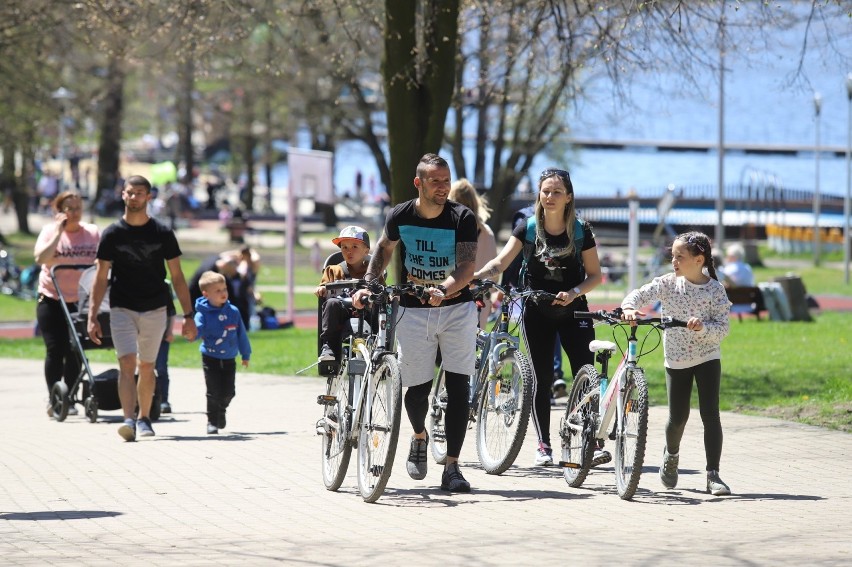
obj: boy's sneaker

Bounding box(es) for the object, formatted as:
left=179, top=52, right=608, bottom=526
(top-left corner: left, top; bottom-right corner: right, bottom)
left=67, top=405, right=79, bottom=416
left=207, top=423, right=219, bottom=435
left=534, top=443, right=554, bottom=466
left=318, top=344, right=339, bottom=375
left=440, top=463, right=471, bottom=493
left=592, top=448, right=612, bottom=467
left=137, top=417, right=155, bottom=437
left=118, top=419, right=136, bottom=442
left=660, top=447, right=679, bottom=489
left=706, top=470, right=731, bottom=496
left=406, top=434, right=429, bottom=480
left=319, top=344, right=335, bottom=361
left=160, top=401, right=172, bottom=414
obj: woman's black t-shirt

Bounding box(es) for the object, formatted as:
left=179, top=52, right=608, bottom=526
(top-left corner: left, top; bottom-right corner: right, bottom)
left=511, top=219, right=596, bottom=295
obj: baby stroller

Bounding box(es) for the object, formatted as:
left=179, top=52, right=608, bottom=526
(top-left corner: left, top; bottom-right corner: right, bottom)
left=48, top=264, right=161, bottom=423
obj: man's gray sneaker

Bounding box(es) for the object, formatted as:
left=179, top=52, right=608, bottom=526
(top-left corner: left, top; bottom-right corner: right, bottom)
left=118, top=419, right=136, bottom=442
left=592, top=448, right=612, bottom=467
left=406, top=434, right=428, bottom=480
left=137, top=417, right=155, bottom=437
left=707, top=470, right=731, bottom=496
left=440, top=462, right=471, bottom=493
left=660, top=447, right=679, bottom=489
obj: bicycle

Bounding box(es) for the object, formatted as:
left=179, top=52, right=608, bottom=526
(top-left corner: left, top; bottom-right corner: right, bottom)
left=428, top=280, right=538, bottom=475
left=558, top=308, right=686, bottom=500
left=315, top=279, right=428, bottom=503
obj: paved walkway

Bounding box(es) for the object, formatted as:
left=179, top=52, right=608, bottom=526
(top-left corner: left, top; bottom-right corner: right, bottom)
left=1, top=357, right=849, bottom=566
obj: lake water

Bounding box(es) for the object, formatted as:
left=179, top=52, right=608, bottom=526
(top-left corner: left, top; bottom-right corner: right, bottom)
left=263, top=6, right=850, bottom=223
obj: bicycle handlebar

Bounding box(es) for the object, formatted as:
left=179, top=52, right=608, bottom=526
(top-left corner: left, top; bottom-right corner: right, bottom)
left=574, top=308, right=687, bottom=328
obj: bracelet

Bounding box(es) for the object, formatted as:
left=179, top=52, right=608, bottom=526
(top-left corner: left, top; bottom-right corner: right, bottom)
left=184, top=310, right=196, bottom=319
left=435, top=284, right=447, bottom=295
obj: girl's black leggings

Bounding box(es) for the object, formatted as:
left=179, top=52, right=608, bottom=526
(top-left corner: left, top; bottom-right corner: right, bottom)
left=36, top=295, right=80, bottom=395
left=404, top=372, right=469, bottom=459
left=664, top=359, right=724, bottom=471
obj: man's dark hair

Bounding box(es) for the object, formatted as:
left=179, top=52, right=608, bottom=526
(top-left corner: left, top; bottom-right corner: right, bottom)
left=416, top=153, right=449, bottom=179
left=125, top=175, right=152, bottom=193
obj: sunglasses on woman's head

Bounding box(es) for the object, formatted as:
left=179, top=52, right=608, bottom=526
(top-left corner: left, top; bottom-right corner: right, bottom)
left=539, top=168, right=570, bottom=182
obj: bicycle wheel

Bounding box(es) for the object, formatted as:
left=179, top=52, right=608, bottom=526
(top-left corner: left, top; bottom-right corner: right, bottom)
left=475, top=350, right=533, bottom=474
left=320, top=359, right=352, bottom=491
left=357, top=356, right=402, bottom=503
left=614, top=368, right=649, bottom=500
left=428, top=369, right=448, bottom=465
left=560, top=364, right=597, bottom=488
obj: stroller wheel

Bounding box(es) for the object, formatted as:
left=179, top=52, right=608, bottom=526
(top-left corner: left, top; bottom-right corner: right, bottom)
left=50, top=382, right=70, bottom=422
left=84, top=396, right=98, bottom=423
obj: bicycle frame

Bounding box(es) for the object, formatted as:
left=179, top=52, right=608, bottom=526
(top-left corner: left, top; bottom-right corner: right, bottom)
left=428, top=280, right=534, bottom=474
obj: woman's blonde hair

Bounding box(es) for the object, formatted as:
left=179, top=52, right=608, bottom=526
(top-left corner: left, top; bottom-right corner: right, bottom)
left=449, top=178, right=491, bottom=227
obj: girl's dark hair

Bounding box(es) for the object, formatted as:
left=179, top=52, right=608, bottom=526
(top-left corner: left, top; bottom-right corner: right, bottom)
left=677, top=231, right=719, bottom=280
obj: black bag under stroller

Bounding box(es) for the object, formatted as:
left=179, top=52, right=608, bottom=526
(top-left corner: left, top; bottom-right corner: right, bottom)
left=48, top=264, right=160, bottom=423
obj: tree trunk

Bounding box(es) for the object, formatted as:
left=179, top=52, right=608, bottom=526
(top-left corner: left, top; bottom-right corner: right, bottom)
left=177, top=56, right=195, bottom=182
left=96, top=56, right=125, bottom=205
left=383, top=0, right=460, bottom=206
left=383, top=0, right=460, bottom=281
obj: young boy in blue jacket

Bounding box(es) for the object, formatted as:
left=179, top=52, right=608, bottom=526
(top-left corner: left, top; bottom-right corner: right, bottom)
left=194, top=271, right=252, bottom=434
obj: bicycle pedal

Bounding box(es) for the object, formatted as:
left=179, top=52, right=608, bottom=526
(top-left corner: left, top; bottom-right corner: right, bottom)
left=559, top=461, right=581, bottom=469
left=317, top=395, right=337, bottom=405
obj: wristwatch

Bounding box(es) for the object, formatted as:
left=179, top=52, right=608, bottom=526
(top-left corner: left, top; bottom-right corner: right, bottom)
left=572, top=287, right=582, bottom=296
left=435, top=284, right=447, bottom=295
left=184, top=310, right=196, bottom=319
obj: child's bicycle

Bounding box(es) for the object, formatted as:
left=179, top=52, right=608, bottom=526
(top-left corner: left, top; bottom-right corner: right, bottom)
left=428, top=280, right=538, bottom=475
left=559, top=308, right=686, bottom=500
left=315, top=279, right=429, bottom=503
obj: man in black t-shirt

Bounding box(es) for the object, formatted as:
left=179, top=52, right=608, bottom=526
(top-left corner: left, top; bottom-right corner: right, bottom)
left=87, top=175, right=197, bottom=442
left=352, top=153, right=478, bottom=493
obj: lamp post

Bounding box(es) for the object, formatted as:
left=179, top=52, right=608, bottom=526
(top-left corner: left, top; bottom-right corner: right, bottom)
left=51, top=87, right=75, bottom=192
left=845, top=73, right=852, bottom=285
left=812, top=91, right=822, bottom=266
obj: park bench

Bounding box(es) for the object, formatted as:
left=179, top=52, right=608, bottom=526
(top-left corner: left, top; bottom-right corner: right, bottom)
left=726, top=286, right=766, bottom=321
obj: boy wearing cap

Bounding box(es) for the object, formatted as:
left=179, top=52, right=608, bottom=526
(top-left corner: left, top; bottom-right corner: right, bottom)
left=314, top=226, right=377, bottom=364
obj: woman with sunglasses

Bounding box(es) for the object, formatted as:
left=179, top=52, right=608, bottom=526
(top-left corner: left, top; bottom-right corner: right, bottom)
left=34, top=191, right=100, bottom=417
left=474, top=168, right=605, bottom=467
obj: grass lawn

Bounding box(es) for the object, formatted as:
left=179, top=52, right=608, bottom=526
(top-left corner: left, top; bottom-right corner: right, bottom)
left=1, top=310, right=850, bottom=432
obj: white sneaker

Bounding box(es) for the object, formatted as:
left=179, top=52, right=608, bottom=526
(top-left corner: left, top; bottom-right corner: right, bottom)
left=533, top=444, right=554, bottom=466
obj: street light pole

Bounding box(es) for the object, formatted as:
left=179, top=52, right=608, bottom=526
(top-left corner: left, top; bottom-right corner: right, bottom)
left=845, top=73, right=852, bottom=285
left=813, top=92, right=822, bottom=266
left=715, top=5, right=726, bottom=250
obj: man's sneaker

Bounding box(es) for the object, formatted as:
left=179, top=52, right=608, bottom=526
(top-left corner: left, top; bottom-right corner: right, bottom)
left=534, top=443, right=554, bottom=466
left=137, top=417, right=155, bottom=437
left=592, top=448, right=612, bottom=467
left=319, top=344, right=335, bottom=361
left=707, top=470, right=731, bottom=496
left=660, top=447, right=679, bottom=489
left=552, top=379, right=568, bottom=399
left=160, top=401, right=172, bottom=414
left=46, top=403, right=54, bottom=418
left=217, top=410, right=227, bottom=430
left=118, top=419, right=136, bottom=442
left=406, top=434, right=429, bottom=480
left=440, top=462, right=471, bottom=492
left=207, top=423, right=219, bottom=435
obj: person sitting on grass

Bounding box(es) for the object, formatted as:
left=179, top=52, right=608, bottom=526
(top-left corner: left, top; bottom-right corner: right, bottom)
left=314, top=226, right=380, bottom=367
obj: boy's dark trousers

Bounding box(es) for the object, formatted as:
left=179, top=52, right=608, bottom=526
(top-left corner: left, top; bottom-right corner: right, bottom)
left=202, top=355, right=237, bottom=428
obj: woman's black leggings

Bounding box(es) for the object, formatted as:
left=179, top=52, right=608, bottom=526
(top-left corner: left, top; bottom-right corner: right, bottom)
left=36, top=295, right=81, bottom=396
left=521, top=302, right=594, bottom=447
left=664, top=359, right=724, bottom=471
left=404, top=372, right=469, bottom=459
